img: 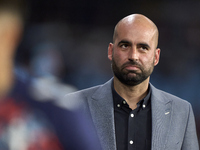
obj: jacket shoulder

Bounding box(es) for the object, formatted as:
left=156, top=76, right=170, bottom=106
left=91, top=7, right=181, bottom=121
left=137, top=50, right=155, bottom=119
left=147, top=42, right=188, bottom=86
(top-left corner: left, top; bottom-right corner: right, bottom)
left=66, top=85, right=102, bottom=98
left=151, top=83, right=192, bottom=108
left=56, top=85, right=102, bottom=110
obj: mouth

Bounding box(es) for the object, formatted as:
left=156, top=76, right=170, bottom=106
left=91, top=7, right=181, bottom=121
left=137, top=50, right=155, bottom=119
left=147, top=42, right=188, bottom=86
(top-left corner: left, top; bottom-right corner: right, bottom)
left=121, top=61, right=142, bottom=73
left=123, top=64, right=140, bottom=72
left=125, top=65, right=139, bottom=70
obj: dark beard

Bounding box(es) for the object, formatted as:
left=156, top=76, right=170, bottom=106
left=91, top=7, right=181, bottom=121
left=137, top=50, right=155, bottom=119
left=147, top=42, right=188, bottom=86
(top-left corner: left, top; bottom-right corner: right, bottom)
left=111, top=58, right=154, bottom=86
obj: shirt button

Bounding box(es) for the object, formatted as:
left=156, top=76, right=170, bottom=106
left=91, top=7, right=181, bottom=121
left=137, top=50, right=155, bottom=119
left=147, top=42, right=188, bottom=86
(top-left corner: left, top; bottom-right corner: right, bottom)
left=143, top=104, right=146, bottom=108
left=117, top=104, right=120, bottom=107
left=130, top=140, right=134, bottom=144
left=130, top=114, right=134, bottom=117
left=123, top=101, right=126, bottom=104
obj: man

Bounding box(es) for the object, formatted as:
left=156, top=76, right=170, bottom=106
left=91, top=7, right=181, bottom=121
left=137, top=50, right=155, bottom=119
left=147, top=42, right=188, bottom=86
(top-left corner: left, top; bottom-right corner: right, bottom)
left=64, top=14, right=199, bottom=150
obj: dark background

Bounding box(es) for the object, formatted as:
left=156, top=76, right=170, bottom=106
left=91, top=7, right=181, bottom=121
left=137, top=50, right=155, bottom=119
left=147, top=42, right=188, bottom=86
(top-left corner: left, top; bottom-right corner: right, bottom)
left=15, top=0, right=200, bottom=142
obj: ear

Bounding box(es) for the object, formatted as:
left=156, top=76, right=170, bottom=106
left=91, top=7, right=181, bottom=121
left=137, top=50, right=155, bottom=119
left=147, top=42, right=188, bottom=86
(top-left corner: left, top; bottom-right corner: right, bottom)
left=108, top=43, right=113, bottom=61
left=154, top=48, right=160, bottom=66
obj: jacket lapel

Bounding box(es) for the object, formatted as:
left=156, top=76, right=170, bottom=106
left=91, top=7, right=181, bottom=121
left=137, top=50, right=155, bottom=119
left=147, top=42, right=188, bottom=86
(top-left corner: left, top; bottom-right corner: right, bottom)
left=150, top=84, right=173, bottom=150
left=87, top=79, right=116, bottom=150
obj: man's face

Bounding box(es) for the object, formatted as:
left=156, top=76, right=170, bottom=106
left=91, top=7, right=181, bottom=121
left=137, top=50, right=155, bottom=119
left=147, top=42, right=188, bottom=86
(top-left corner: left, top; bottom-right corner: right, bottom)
left=108, top=21, right=160, bottom=86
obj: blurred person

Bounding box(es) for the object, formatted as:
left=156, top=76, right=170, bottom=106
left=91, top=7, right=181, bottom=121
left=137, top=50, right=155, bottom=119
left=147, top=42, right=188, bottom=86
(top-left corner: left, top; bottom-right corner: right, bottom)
left=0, top=1, right=101, bottom=150
left=0, top=3, right=63, bottom=149
left=64, top=14, right=199, bottom=150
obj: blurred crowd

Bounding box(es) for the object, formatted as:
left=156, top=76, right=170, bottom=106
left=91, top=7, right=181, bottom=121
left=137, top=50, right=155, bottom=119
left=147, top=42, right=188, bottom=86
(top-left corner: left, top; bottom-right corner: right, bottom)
left=0, top=0, right=200, bottom=148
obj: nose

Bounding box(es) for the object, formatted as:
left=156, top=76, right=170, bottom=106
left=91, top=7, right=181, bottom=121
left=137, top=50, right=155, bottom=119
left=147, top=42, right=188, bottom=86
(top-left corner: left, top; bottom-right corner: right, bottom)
left=128, top=47, right=139, bottom=61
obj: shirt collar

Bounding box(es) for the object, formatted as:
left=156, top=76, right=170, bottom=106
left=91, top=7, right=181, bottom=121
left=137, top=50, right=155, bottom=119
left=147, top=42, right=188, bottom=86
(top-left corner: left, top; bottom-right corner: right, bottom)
left=112, top=81, right=151, bottom=109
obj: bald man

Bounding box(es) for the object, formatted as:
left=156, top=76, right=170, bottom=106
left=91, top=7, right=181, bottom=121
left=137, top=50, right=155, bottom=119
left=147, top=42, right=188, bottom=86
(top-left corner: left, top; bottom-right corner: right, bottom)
left=64, top=14, right=199, bottom=150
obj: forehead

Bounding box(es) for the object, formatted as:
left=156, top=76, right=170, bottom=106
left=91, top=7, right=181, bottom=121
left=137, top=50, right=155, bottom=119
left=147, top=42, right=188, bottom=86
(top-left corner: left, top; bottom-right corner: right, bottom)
left=114, top=16, right=158, bottom=47
left=116, top=22, right=156, bottom=44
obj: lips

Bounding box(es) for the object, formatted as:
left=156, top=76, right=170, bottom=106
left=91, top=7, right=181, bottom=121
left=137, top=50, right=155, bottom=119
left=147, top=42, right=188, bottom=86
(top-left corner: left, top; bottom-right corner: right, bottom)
left=121, top=61, right=142, bottom=74
left=122, top=62, right=140, bottom=70
left=125, top=65, right=139, bottom=70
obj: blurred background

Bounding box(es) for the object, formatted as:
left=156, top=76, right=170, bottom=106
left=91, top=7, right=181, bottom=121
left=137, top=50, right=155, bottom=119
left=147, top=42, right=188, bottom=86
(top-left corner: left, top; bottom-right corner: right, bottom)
left=12, top=0, right=200, bottom=143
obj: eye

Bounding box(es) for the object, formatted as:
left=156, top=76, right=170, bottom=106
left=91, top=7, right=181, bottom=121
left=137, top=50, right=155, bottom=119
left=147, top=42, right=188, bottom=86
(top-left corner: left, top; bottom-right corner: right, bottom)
left=121, top=44, right=128, bottom=49
left=138, top=44, right=149, bottom=51
left=118, top=41, right=131, bottom=50
left=140, top=46, right=148, bottom=50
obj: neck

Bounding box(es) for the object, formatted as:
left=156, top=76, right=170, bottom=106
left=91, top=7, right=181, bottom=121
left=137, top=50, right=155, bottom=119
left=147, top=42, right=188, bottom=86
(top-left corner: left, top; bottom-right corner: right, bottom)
left=113, top=77, right=149, bottom=109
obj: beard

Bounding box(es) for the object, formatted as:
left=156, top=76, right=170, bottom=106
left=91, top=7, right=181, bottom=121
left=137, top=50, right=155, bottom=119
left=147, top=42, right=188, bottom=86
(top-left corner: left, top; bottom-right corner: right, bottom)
left=111, top=57, right=154, bottom=86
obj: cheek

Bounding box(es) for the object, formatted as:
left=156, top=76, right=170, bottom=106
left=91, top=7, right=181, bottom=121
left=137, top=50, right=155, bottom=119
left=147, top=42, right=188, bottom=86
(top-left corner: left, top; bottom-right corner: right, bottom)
left=113, top=51, right=126, bottom=65
left=141, top=54, right=155, bottom=67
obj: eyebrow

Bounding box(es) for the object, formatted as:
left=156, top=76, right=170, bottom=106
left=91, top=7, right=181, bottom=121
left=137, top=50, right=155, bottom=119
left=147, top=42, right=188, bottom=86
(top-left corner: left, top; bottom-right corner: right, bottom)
left=118, top=40, right=151, bottom=49
left=138, top=43, right=150, bottom=49
left=117, top=40, right=132, bottom=46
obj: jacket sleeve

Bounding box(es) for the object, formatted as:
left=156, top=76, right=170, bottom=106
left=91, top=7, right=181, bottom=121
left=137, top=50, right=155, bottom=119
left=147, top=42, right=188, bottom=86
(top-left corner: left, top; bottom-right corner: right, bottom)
left=182, top=103, right=199, bottom=150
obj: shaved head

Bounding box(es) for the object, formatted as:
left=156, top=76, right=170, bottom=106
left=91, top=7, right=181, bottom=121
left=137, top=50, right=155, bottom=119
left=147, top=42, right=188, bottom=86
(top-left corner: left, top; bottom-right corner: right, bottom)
left=113, top=14, right=159, bottom=48
left=108, top=14, right=161, bottom=86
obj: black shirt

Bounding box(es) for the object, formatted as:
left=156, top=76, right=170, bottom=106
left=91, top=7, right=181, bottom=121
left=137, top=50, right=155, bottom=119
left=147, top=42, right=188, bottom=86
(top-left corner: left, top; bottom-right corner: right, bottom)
left=112, top=83, right=152, bottom=150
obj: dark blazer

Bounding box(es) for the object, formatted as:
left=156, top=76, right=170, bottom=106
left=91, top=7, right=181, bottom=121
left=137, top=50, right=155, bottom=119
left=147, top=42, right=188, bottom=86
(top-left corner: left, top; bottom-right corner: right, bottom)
left=64, top=78, right=199, bottom=150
